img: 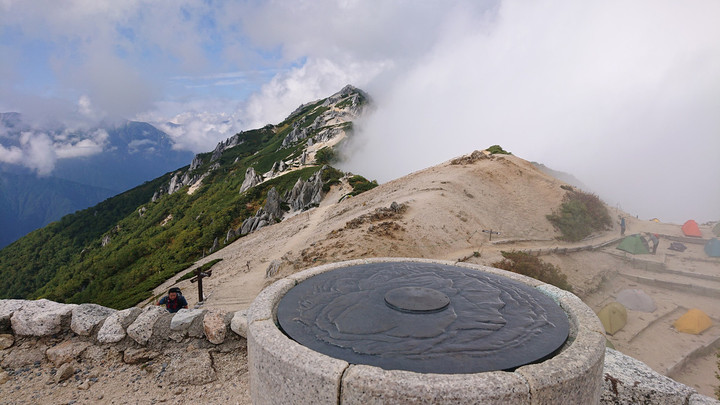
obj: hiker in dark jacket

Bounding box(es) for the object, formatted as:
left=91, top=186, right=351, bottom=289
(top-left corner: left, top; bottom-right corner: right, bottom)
left=157, top=287, right=188, bottom=313
left=649, top=233, right=659, bottom=254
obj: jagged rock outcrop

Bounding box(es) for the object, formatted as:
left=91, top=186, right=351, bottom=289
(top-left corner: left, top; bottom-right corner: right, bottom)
left=167, top=170, right=204, bottom=195
left=324, top=84, right=368, bottom=115
left=264, top=160, right=290, bottom=178
left=168, top=172, right=183, bottom=194
left=208, top=237, right=219, bottom=254
left=285, top=169, right=324, bottom=211
left=240, top=187, right=284, bottom=235
left=281, top=116, right=321, bottom=148
left=210, top=133, right=245, bottom=162
left=280, top=85, right=367, bottom=149
left=189, top=154, right=204, bottom=171
left=240, top=167, right=264, bottom=194
left=262, top=188, right=284, bottom=220
left=238, top=170, right=326, bottom=237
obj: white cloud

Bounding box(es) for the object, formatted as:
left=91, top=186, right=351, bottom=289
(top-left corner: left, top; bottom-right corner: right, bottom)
left=2, top=0, right=718, bottom=222
left=339, top=0, right=720, bottom=223
left=147, top=108, right=244, bottom=154
left=54, top=128, right=108, bottom=158
left=128, top=139, right=157, bottom=154
left=243, top=57, right=390, bottom=129
left=0, top=144, right=23, bottom=164
left=19, top=131, right=56, bottom=175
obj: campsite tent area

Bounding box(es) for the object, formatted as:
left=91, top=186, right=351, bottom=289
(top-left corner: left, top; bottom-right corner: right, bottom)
left=597, top=302, right=628, bottom=335
left=704, top=238, right=720, bottom=258
left=674, top=308, right=712, bottom=335
left=617, top=234, right=649, bottom=255
left=616, top=289, right=657, bottom=313
left=681, top=220, right=703, bottom=237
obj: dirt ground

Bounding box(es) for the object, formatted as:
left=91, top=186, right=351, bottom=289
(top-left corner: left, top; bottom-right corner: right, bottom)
left=151, top=152, right=718, bottom=399
left=7, top=151, right=714, bottom=403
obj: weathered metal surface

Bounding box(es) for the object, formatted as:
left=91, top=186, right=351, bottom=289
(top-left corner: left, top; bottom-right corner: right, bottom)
left=277, top=261, right=568, bottom=374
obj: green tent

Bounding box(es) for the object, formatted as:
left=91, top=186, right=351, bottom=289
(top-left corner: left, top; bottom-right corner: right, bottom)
left=597, top=302, right=627, bottom=335
left=705, top=238, right=720, bottom=258
left=713, top=222, right=720, bottom=237
left=616, top=234, right=650, bottom=255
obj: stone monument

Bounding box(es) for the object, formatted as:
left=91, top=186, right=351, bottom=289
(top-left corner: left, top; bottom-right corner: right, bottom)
left=247, top=258, right=606, bottom=404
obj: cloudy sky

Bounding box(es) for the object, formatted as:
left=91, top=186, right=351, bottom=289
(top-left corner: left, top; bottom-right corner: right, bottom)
left=1, top=0, right=719, bottom=223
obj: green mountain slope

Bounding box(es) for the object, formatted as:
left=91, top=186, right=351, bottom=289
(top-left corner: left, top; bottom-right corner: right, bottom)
left=0, top=86, right=370, bottom=309
left=0, top=172, right=117, bottom=248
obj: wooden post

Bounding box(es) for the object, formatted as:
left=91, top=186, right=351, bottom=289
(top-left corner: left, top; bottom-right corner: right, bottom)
left=482, top=229, right=501, bottom=241
left=197, top=268, right=204, bottom=303
left=190, top=268, right=212, bottom=302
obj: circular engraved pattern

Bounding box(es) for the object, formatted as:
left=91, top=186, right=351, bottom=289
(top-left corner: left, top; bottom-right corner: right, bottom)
left=384, top=286, right=450, bottom=313
left=277, top=262, right=569, bottom=374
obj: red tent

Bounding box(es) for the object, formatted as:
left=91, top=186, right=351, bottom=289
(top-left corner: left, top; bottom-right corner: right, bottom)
left=681, top=220, right=702, bottom=237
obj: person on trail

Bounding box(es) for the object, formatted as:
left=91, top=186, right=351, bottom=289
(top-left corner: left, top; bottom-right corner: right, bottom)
left=156, top=287, right=188, bottom=313
left=649, top=233, right=659, bottom=254
left=619, top=217, right=626, bottom=236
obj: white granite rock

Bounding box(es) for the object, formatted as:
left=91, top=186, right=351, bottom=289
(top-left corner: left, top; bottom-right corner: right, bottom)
left=96, top=307, right=141, bottom=344
left=230, top=309, right=248, bottom=338
left=170, top=309, right=205, bottom=331
left=71, top=304, right=116, bottom=336
left=689, top=394, right=720, bottom=405
left=203, top=310, right=227, bottom=345
left=601, top=348, right=696, bottom=404
left=0, top=299, right=25, bottom=321
left=127, top=306, right=166, bottom=345
left=10, top=299, right=77, bottom=336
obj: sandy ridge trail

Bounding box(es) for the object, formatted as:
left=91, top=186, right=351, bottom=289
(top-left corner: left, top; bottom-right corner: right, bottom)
left=200, top=181, right=348, bottom=309
left=147, top=179, right=350, bottom=311
left=141, top=152, right=719, bottom=397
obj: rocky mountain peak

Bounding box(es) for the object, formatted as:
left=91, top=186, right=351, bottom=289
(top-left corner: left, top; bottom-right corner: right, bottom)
left=153, top=85, right=368, bottom=202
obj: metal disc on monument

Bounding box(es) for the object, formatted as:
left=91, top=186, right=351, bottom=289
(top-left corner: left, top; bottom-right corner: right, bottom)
left=277, top=261, right=569, bottom=374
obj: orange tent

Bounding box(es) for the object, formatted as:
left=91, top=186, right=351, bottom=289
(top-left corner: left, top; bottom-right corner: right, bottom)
left=674, top=308, right=712, bottom=334
left=681, top=220, right=702, bottom=237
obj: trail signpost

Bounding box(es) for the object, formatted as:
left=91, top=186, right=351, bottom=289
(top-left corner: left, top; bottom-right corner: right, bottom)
left=482, top=229, right=500, bottom=241
left=190, top=268, right=212, bottom=303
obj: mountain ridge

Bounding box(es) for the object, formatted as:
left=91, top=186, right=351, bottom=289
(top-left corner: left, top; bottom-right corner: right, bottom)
left=0, top=85, right=370, bottom=308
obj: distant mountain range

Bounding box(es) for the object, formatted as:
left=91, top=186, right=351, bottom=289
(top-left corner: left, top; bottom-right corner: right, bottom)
left=0, top=114, right=194, bottom=247
left=0, top=172, right=116, bottom=248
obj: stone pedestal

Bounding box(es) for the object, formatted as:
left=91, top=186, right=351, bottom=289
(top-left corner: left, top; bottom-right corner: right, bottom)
left=247, top=258, right=606, bottom=404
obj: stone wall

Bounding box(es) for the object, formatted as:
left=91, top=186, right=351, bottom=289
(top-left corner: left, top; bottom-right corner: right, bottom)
left=0, top=298, right=249, bottom=387
left=0, top=299, right=247, bottom=346
left=1, top=295, right=718, bottom=404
